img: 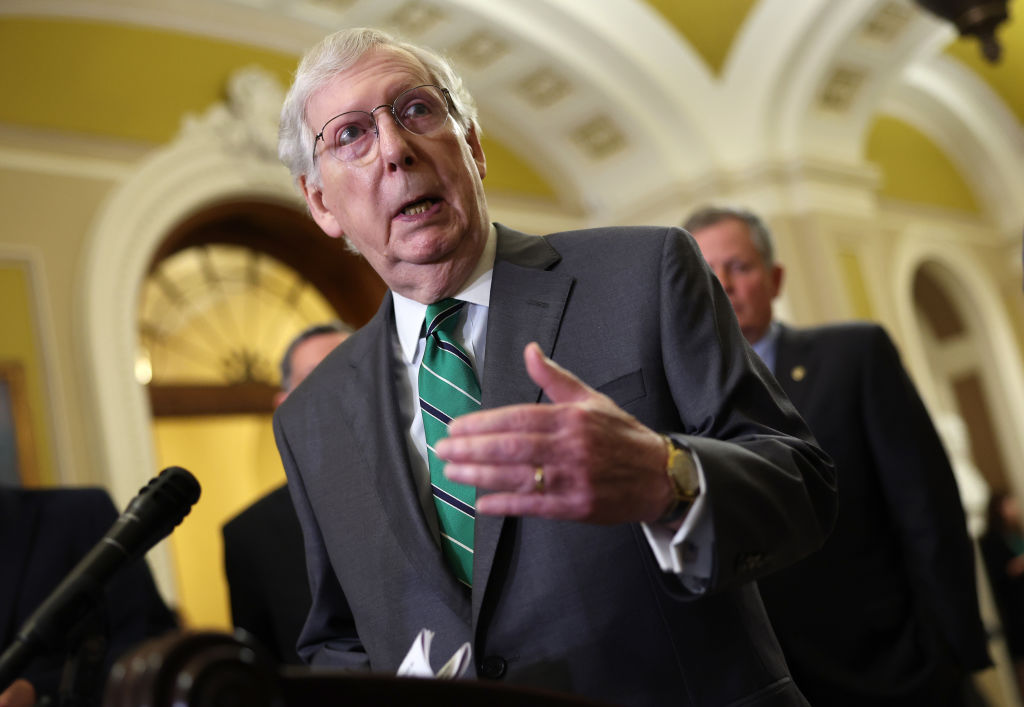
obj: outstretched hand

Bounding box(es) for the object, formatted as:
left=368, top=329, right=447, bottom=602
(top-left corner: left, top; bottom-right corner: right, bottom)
left=437, top=342, right=673, bottom=524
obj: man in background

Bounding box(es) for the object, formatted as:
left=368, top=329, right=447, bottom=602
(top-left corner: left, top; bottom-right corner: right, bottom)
left=0, top=486, right=177, bottom=707
left=222, top=321, right=352, bottom=665
left=687, top=204, right=990, bottom=706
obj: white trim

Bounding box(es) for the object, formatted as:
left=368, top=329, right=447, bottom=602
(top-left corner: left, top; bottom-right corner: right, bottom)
left=889, top=55, right=1024, bottom=236
left=75, top=69, right=301, bottom=601
left=0, top=245, right=75, bottom=485
left=0, top=145, right=137, bottom=182
left=892, top=227, right=1024, bottom=499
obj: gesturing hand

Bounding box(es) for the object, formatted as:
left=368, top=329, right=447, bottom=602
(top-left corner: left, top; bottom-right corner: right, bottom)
left=436, top=342, right=674, bottom=524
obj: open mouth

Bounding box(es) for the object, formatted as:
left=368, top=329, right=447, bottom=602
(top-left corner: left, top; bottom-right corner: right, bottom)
left=400, top=198, right=439, bottom=217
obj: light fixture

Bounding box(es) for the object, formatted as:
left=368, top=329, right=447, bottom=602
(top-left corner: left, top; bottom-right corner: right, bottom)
left=914, top=0, right=1011, bottom=62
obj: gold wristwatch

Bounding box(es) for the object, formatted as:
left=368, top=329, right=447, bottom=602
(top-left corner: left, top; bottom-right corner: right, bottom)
left=657, top=435, right=700, bottom=525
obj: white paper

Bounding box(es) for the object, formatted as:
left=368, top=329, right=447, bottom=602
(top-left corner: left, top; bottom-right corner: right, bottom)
left=397, top=628, right=472, bottom=678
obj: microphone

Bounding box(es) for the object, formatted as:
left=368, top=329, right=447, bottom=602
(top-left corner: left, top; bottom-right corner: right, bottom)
left=0, top=466, right=201, bottom=689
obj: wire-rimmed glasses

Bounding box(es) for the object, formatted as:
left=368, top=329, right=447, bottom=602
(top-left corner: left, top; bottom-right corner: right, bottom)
left=312, top=84, right=453, bottom=165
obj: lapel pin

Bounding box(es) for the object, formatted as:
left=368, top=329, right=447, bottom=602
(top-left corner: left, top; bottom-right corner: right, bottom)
left=791, top=365, right=806, bottom=382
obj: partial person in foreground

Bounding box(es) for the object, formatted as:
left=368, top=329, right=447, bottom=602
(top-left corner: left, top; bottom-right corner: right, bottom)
left=223, top=320, right=352, bottom=665
left=687, top=204, right=990, bottom=707
left=272, top=27, right=837, bottom=706
left=0, top=486, right=177, bottom=707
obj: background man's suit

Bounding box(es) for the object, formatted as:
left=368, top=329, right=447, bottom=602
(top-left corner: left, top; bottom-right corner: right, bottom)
left=755, top=322, right=990, bottom=706
left=0, top=486, right=177, bottom=703
left=275, top=225, right=837, bottom=706
left=223, top=483, right=326, bottom=665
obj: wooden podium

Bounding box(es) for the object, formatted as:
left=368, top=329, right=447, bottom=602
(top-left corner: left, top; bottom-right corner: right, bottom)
left=102, top=631, right=612, bottom=706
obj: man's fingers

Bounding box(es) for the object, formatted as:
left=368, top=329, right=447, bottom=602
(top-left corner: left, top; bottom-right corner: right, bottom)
left=445, top=463, right=538, bottom=494
left=444, top=405, right=555, bottom=438
left=436, top=431, right=549, bottom=464
left=523, top=342, right=595, bottom=404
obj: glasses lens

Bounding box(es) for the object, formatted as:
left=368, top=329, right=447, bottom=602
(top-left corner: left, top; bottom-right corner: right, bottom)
left=321, top=111, right=376, bottom=162
left=394, top=85, right=449, bottom=135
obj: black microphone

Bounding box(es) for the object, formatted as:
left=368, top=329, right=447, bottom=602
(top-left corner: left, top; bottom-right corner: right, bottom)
left=0, top=466, right=201, bottom=689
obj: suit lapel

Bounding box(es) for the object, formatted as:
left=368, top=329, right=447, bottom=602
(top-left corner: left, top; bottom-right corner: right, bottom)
left=338, top=298, right=471, bottom=617
left=472, top=225, right=572, bottom=620
left=773, top=323, right=810, bottom=410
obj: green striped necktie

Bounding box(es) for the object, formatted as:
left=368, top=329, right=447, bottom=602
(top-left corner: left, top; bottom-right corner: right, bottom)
left=419, top=298, right=481, bottom=587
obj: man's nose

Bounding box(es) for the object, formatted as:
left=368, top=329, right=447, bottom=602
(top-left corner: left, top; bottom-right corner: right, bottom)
left=374, top=110, right=416, bottom=171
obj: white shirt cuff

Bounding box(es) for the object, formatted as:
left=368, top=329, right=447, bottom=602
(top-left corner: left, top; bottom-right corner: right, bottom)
left=641, top=449, right=712, bottom=594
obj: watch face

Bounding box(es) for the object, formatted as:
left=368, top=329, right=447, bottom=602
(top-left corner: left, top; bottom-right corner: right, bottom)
left=667, top=445, right=698, bottom=499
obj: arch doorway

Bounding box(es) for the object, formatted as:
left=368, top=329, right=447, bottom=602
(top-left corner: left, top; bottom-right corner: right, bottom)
left=912, top=262, right=1011, bottom=495
left=139, top=198, right=384, bottom=628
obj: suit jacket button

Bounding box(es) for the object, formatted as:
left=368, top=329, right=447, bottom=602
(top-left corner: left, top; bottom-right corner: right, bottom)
left=479, top=655, right=507, bottom=679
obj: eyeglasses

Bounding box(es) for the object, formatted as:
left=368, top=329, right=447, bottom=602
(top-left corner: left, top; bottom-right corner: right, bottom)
left=312, top=84, right=453, bottom=165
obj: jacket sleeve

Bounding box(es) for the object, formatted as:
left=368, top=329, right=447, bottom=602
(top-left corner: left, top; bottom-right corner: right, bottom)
left=273, top=414, right=367, bottom=670
left=658, top=227, right=837, bottom=591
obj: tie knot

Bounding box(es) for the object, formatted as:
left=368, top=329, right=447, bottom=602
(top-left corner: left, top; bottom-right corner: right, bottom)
left=425, top=298, right=465, bottom=337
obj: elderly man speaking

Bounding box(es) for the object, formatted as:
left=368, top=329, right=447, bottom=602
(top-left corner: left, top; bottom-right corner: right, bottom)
left=273, top=27, right=836, bottom=706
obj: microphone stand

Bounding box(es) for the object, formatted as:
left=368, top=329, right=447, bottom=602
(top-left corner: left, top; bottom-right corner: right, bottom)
left=57, top=604, right=107, bottom=707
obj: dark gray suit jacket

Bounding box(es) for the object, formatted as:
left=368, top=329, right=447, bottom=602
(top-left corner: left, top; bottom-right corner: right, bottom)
left=274, top=225, right=837, bottom=706
left=756, top=322, right=990, bottom=706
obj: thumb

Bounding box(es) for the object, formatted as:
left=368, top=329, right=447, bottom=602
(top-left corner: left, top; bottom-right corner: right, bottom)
left=523, top=342, right=595, bottom=404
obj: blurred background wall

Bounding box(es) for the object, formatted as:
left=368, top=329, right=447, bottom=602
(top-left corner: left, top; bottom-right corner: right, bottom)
left=1, top=0, right=1022, bottom=697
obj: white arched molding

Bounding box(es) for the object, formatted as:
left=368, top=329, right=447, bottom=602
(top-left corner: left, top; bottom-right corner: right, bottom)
left=889, top=55, right=1024, bottom=236
left=892, top=225, right=1024, bottom=497
left=440, top=0, right=719, bottom=224
left=76, top=67, right=300, bottom=599
left=720, top=0, right=835, bottom=165
left=763, top=0, right=952, bottom=165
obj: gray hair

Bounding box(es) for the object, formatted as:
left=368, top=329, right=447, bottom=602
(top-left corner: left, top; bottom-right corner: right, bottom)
left=278, top=27, right=480, bottom=189
left=683, top=205, right=777, bottom=267
left=279, top=320, right=354, bottom=392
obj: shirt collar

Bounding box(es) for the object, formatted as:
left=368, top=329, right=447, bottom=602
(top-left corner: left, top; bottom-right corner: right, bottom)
left=750, top=320, right=781, bottom=370
left=393, top=223, right=496, bottom=364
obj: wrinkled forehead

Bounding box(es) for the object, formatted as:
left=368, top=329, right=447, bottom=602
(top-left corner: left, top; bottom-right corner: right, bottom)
left=306, top=45, right=434, bottom=127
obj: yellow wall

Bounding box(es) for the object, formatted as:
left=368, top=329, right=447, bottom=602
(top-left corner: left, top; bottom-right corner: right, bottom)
left=865, top=116, right=981, bottom=212
left=945, top=12, right=1024, bottom=126
left=0, top=17, right=298, bottom=143
left=152, top=414, right=284, bottom=628
left=0, top=16, right=559, bottom=201
left=647, top=0, right=758, bottom=75
left=837, top=248, right=874, bottom=321
left=0, top=265, right=55, bottom=484
left=0, top=165, right=121, bottom=488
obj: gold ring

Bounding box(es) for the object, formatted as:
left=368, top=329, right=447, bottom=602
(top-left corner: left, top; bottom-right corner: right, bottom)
left=533, top=466, right=546, bottom=494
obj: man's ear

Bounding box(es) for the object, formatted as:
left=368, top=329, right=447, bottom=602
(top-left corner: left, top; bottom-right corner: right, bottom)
left=770, top=263, right=785, bottom=299
left=465, top=124, right=486, bottom=180
left=300, top=175, right=344, bottom=239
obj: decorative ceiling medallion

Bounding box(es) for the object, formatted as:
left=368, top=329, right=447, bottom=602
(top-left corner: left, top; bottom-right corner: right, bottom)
left=818, top=66, right=868, bottom=112
left=449, top=29, right=510, bottom=69
left=516, top=67, right=572, bottom=108
left=385, top=1, right=446, bottom=37
left=180, top=66, right=284, bottom=163
left=570, top=115, right=627, bottom=160
left=861, top=2, right=914, bottom=42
